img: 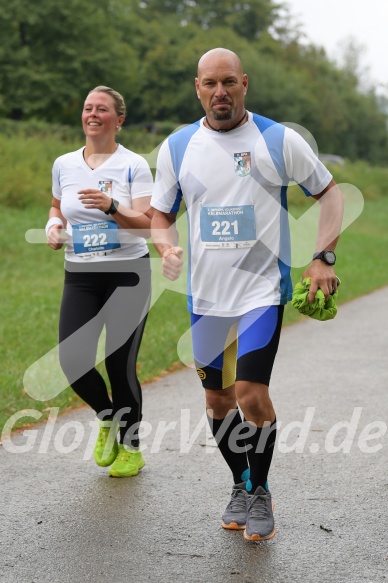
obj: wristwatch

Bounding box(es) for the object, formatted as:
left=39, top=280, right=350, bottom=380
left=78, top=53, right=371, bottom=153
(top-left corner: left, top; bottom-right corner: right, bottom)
left=313, top=250, right=336, bottom=265
left=104, top=198, right=119, bottom=215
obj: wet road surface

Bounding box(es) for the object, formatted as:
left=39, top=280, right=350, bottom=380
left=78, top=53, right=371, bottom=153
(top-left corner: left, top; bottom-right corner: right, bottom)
left=1, top=288, right=387, bottom=583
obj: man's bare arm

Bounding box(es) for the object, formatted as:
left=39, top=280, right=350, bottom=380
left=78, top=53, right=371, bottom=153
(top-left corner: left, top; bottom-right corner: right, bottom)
left=151, top=209, right=184, bottom=281
left=302, top=179, right=344, bottom=302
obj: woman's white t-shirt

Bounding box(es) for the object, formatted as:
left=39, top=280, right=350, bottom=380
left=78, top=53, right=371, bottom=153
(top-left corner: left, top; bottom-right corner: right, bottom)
left=52, top=144, right=153, bottom=262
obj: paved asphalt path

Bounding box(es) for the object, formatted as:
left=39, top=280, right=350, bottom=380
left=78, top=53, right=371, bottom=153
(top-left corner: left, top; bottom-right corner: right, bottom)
left=1, top=288, right=387, bottom=583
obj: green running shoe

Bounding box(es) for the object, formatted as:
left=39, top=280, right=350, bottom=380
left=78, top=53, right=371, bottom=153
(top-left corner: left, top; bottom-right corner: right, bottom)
left=108, top=444, right=145, bottom=478
left=93, top=419, right=119, bottom=467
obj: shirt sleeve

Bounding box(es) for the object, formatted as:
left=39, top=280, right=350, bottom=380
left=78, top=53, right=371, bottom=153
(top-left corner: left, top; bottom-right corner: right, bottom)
left=151, top=138, right=181, bottom=213
left=283, top=128, right=333, bottom=196
left=130, top=155, right=154, bottom=200
left=52, top=158, right=62, bottom=200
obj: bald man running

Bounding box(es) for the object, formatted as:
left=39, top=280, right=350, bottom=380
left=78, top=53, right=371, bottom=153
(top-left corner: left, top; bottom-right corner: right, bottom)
left=151, top=48, right=343, bottom=542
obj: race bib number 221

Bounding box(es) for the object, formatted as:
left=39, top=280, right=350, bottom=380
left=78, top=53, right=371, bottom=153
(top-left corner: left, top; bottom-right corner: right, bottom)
left=200, top=205, right=256, bottom=249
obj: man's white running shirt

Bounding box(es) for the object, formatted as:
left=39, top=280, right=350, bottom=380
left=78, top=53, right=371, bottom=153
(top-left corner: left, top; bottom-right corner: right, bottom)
left=151, top=112, right=333, bottom=316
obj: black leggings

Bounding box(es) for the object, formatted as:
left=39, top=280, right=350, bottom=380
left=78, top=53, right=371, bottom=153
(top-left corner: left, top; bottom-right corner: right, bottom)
left=58, top=256, right=151, bottom=447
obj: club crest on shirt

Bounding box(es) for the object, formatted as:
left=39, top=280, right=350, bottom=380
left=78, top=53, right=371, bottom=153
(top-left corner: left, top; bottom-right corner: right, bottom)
left=98, top=180, right=113, bottom=194
left=234, top=152, right=251, bottom=177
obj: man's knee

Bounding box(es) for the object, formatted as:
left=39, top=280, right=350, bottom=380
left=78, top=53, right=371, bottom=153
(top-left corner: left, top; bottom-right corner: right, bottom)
left=205, top=386, right=236, bottom=419
left=235, top=381, right=274, bottom=421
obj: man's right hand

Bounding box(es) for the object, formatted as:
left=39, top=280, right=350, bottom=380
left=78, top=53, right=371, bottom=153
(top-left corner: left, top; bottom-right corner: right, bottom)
left=47, top=225, right=68, bottom=250
left=162, top=247, right=184, bottom=280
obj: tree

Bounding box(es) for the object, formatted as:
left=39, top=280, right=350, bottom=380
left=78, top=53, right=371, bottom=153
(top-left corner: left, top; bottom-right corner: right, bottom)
left=336, top=36, right=371, bottom=91
left=0, top=0, right=387, bottom=163
left=136, top=0, right=281, bottom=39
left=0, top=0, right=141, bottom=123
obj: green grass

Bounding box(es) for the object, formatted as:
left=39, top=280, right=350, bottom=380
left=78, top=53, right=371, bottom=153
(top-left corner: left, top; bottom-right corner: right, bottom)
left=0, top=123, right=169, bottom=208
left=1, top=195, right=387, bottom=434
left=0, top=205, right=189, bottom=432
left=283, top=189, right=388, bottom=323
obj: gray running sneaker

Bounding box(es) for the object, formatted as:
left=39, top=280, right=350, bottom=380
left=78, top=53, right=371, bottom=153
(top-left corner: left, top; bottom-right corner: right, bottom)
left=244, top=486, right=276, bottom=541
left=221, top=482, right=248, bottom=530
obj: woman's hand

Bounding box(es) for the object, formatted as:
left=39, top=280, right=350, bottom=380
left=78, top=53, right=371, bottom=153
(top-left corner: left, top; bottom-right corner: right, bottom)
left=47, top=225, right=68, bottom=250
left=78, top=189, right=112, bottom=213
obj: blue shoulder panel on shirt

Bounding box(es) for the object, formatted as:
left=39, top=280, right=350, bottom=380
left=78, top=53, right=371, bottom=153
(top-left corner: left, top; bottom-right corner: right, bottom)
left=167, top=121, right=201, bottom=213
left=168, top=121, right=201, bottom=180
left=253, top=114, right=293, bottom=303
left=252, top=114, right=286, bottom=181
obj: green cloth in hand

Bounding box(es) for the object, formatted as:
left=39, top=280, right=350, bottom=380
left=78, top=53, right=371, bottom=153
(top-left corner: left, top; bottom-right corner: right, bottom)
left=291, top=277, right=340, bottom=321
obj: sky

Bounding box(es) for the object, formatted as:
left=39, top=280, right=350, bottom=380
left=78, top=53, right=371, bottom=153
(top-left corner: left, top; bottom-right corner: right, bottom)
left=284, top=0, right=388, bottom=91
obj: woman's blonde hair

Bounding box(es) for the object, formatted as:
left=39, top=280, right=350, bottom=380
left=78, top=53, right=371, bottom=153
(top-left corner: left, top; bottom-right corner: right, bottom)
left=88, top=86, right=126, bottom=119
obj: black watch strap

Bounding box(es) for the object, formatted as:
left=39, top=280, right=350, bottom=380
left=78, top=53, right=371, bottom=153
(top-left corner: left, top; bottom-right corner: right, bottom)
left=312, top=250, right=336, bottom=265
left=104, top=198, right=119, bottom=215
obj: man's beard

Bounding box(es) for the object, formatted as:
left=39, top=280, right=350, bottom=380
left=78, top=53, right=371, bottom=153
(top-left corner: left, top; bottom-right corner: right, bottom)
left=211, top=108, right=233, bottom=121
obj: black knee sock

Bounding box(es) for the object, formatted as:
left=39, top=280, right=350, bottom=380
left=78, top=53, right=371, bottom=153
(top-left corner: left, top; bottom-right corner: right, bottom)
left=207, top=408, right=249, bottom=484
left=244, top=417, right=277, bottom=492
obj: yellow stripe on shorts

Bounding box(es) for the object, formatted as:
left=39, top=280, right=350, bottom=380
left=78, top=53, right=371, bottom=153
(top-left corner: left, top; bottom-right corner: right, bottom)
left=222, top=323, right=238, bottom=389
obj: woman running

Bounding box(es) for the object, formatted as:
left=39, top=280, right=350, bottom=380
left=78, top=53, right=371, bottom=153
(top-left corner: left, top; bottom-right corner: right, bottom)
left=46, top=86, right=153, bottom=477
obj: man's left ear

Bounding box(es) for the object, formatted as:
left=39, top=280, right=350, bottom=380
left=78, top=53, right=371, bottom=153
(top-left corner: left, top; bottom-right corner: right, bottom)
left=243, top=74, right=248, bottom=93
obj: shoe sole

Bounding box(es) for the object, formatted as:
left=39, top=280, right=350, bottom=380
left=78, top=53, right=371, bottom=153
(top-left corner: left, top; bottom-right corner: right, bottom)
left=243, top=501, right=275, bottom=541
left=94, top=454, right=117, bottom=467
left=108, top=459, right=145, bottom=478
left=243, top=527, right=276, bottom=541
left=222, top=521, right=246, bottom=530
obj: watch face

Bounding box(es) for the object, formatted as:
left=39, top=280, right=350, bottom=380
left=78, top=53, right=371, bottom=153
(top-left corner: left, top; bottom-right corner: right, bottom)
left=324, top=251, right=336, bottom=265
left=110, top=199, right=119, bottom=214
